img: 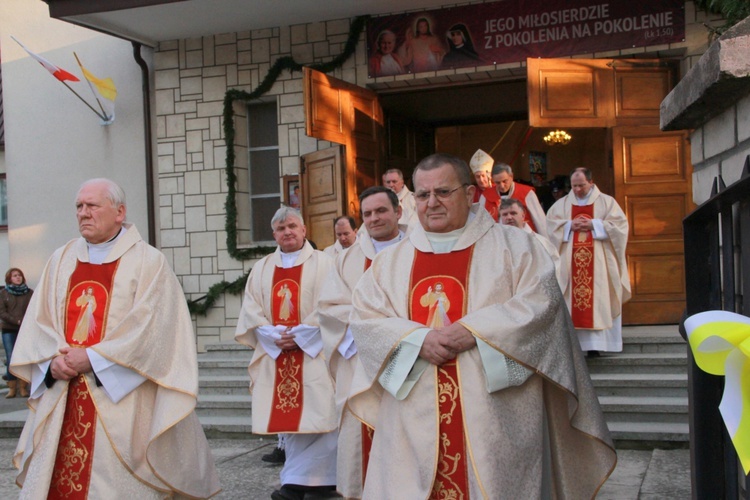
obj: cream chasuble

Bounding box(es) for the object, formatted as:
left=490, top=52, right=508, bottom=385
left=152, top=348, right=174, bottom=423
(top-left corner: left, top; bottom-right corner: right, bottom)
left=349, top=208, right=615, bottom=499
left=235, top=241, right=337, bottom=434
left=319, top=228, right=404, bottom=499
left=11, top=223, right=220, bottom=499
left=547, top=185, right=630, bottom=351
left=397, top=186, right=417, bottom=226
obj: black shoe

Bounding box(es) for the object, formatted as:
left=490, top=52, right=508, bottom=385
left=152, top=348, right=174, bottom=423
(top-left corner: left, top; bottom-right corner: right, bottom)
left=262, top=447, right=286, bottom=464
left=587, top=350, right=601, bottom=358
left=271, top=486, right=303, bottom=500
left=304, top=490, right=342, bottom=499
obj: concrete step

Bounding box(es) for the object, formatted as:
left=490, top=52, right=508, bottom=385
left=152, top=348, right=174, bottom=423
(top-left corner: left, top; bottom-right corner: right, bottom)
left=199, top=375, right=250, bottom=395
left=590, top=373, right=687, bottom=398
left=621, top=336, right=686, bottom=354
left=599, top=396, right=688, bottom=424
left=196, top=394, right=252, bottom=418
left=201, top=343, right=253, bottom=360
left=0, top=407, right=27, bottom=438
left=198, top=358, right=251, bottom=377
left=586, top=353, right=687, bottom=374
left=608, top=421, right=690, bottom=444
left=198, top=414, right=253, bottom=439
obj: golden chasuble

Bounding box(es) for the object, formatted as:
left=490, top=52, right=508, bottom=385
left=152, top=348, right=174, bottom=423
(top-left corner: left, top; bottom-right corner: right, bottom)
left=410, top=247, right=473, bottom=500
left=49, top=260, right=119, bottom=500
left=571, top=204, right=595, bottom=328
left=268, top=265, right=305, bottom=433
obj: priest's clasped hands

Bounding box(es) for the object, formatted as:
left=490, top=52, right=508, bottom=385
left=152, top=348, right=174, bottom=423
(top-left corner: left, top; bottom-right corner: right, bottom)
left=275, top=327, right=298, bottom=351
left=419, top=322, right=477, bottom=365
left=50, top=346, right=93, bottom=380
left=571, top=215, right=593, bottom=232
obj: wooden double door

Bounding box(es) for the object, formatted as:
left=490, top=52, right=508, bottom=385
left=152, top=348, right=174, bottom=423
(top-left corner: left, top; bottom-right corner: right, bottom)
left=301, top=59, right=691, bottom=324
left=528, top=58, right=692, bottom=324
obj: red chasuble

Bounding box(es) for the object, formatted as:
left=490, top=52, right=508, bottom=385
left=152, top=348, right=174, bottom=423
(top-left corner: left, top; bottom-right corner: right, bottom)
left=267, top=265, right=305, bottom=433
left=48, top=260, right=119, bottom=500
left=570, top=205, right=595, bottom=328
left=509, top=183, right=538, bottom=232
left=482, top=187, right=501, bottom=223
left=410, top=247, right=474, bottom=500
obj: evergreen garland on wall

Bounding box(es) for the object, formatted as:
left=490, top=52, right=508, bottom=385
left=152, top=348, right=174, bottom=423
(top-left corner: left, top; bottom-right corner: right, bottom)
left=188, top=15, right=369, bottom=315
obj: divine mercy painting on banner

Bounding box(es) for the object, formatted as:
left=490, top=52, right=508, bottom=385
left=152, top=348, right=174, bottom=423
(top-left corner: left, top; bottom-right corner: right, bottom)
left=366, top=0, right=685, bottom=77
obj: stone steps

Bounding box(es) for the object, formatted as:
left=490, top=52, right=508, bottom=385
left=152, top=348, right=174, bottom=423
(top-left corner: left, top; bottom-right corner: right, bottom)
left=0, top=327, right=692, bottom=446
left=593, top=326, right=689, bottom=445
left=194, top=345, right=253, bottom=436
left=590, top=373, right=687, bottom=398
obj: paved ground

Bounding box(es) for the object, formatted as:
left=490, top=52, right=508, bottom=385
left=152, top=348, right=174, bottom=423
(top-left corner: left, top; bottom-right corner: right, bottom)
left=0, top=390, right=691, bottom=498
left=0, top=434, right=690, bottom=498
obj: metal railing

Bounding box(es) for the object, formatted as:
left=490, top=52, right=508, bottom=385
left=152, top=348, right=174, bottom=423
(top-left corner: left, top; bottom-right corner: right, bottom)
left=682, top=155, right=750, bottom=499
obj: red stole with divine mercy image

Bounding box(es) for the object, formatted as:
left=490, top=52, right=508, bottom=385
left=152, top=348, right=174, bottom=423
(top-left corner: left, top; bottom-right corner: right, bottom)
left=410, top=247, right=474, bottom=500
left=571, top=204, right=595, bottom=328
left=48, top=260, right=119, bottom=500
left=267, top=265, right=305, bottom=433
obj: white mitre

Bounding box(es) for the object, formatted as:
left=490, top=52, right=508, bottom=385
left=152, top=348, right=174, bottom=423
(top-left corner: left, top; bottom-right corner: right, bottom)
left=469, top=148, right=493, bottom=174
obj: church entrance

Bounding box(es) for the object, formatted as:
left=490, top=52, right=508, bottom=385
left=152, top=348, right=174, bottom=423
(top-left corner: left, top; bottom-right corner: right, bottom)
left=302, top=59, right=692, bottom=325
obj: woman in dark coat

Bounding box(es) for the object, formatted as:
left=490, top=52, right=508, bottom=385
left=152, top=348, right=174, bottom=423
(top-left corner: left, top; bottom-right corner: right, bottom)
left=0, top=268, right=33, bottom=398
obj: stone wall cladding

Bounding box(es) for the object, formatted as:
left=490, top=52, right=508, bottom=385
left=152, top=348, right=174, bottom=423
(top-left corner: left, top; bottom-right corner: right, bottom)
left=152, top=2, right=721, bottom=349
left=662, top=15, right=750, bottom=204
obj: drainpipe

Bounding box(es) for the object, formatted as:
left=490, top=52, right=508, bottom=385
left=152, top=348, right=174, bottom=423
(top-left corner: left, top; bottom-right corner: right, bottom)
left=132, top=42, right=157, bottom=247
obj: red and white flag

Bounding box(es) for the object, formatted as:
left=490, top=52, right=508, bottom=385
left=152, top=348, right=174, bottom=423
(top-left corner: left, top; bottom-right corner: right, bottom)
left=11, top=36, right=79, bottom=82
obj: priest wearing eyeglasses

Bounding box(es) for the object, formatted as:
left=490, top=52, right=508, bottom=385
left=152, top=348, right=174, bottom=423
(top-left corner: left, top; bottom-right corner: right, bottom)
left=347, top=153, right=615, bottom=499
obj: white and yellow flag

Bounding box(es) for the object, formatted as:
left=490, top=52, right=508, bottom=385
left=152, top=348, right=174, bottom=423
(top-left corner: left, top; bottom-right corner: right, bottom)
left=75, top=53, right=117, bottom=123
left=685, top=310, right=750, bottom=474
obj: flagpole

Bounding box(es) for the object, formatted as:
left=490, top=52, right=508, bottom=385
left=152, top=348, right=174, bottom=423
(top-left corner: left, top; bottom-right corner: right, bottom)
left=73, top=52, right=111, bottom=121
left=60, top=81, right=107, bottom=121
left=10, top=36, right=106, bottom=121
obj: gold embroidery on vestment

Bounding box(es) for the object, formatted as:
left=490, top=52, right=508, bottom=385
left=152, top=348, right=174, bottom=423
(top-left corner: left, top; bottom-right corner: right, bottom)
left=432, top=364, right=465, bottom=500
left=50, top=375, right=95, bottom=497
left=572, top=247, right=594, bottom=311
left=275, top=353, right=302, bottom=412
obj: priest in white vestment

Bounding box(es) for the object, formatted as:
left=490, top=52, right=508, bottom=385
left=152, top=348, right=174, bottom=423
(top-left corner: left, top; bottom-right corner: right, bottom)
left=236, top=207, right=339, bottom=500
left=323, top=216, right=358, bottom=257
left=11, top=179, right=219, bottom=499
left=383, top=168, right=417, bottom=226
left=319, top=186, right=407, bottom=499
left=348, top=154, right=615, bottom=499
left=547, top=167, right=631, bottom=355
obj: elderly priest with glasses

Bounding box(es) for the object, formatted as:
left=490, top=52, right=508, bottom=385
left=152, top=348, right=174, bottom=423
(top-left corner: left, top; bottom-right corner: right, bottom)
left=347, top=153, right=615, bottom=499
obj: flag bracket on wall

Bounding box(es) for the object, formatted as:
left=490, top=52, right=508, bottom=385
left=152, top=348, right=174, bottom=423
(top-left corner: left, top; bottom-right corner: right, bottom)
left=11, top=36, right=118, bottom=125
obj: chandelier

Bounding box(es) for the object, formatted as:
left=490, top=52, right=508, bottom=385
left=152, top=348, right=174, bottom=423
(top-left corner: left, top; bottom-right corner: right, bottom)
left=543, top=130, right=572, bottom=146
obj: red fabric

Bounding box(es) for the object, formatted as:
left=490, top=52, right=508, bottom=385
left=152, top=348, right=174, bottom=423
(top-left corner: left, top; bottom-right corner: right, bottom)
left=570, top=205, right=595, bottom=329
left=509, top=182, right=538, bottom=232
left=482, top=187, right=501, bottom=222
left=49, top=261, right=119, bottom=498
left=361, top=423, right=374, bottom=486
left=267, top=265, right=305, bottom=432
left=410, top=248, right=473, bottom=499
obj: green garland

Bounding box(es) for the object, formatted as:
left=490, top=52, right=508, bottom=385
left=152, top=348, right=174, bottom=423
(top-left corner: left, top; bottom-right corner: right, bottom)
left=188, top=273, right=249, bottom=316
left=188, top=15, right=369, bottom=315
